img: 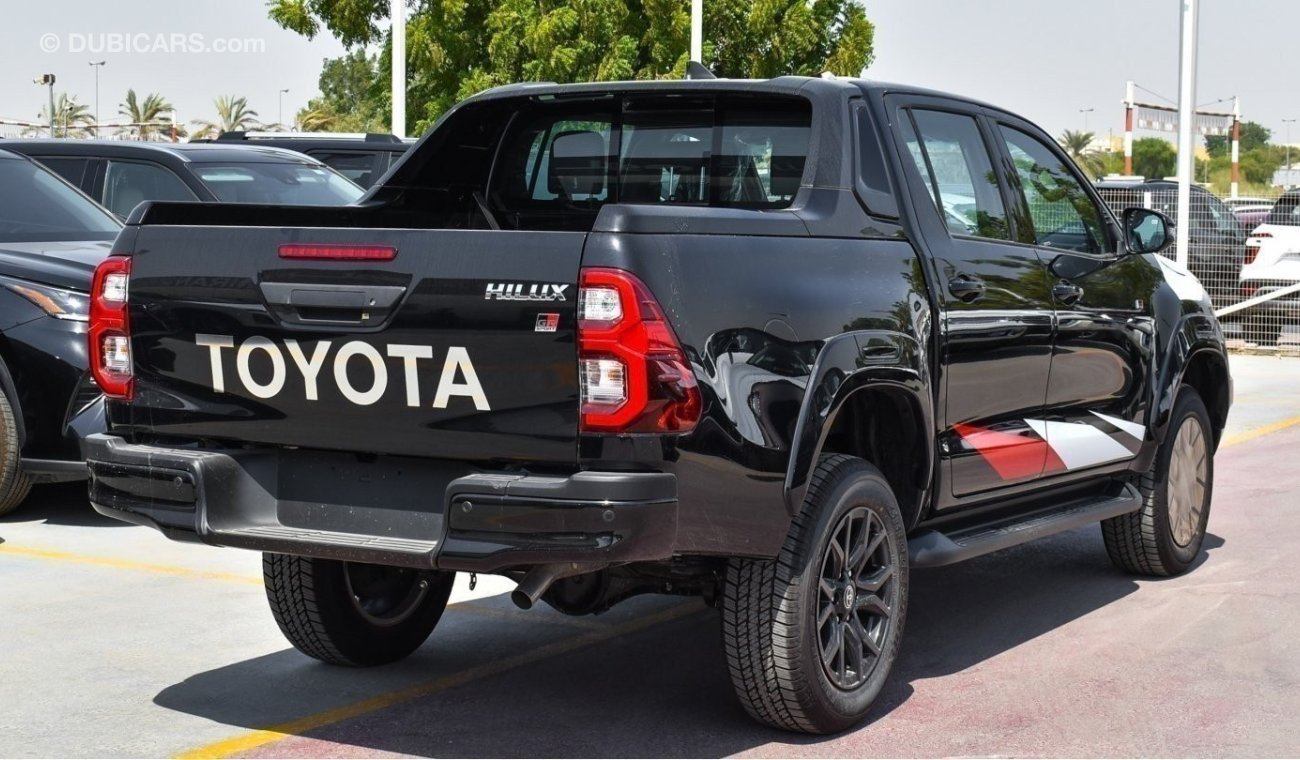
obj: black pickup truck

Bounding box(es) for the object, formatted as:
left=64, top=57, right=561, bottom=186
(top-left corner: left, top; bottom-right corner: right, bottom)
left=85, top=75, right=1231, bottom=733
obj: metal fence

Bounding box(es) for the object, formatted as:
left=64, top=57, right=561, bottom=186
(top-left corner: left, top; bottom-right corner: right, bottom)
left=1095, top=180, right=1299, bottom=351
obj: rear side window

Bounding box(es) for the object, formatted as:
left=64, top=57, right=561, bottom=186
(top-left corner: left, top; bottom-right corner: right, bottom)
left=492, top=97, right=811, bottom=214
left=1266, top=194, right=1300, bottom=226
left=313, top=152, right=380, bottom=188
left=32, top=157, right=91, bottom=188
left=902, top=109, right=1011, bottom=241
left=103, top=160, right=198, bottom=218
left=0, top=157, right=121, bottom=242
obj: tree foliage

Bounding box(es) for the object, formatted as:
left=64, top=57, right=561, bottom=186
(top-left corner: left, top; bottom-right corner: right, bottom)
left=295, top=49, right=387, bottom=131
left=269, top=0, right=876, bottom=132
left=1132, top=137, right=1176, bottom=180
left=191, top=95, right=261, bottom=138
left=1058, top=129, right=1105, bottom=178
left=1204, top=120, right=1271, bottom=158
left=33, top=94, right=94, bottom=137
left=119, top=90, right=176, bottom=140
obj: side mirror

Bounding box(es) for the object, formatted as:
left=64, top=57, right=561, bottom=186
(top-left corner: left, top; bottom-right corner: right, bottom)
left=1123, top=207, right=1175, bottom=254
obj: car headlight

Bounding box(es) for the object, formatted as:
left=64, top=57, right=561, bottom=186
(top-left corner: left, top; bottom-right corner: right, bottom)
left=2, top=278, right=89, bottom=322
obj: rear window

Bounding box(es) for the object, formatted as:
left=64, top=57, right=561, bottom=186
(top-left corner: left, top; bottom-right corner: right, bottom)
left=491, top=96, right=811, bottom=217
left=189, top=162, right=364, bottom=205
left=1265, top=194, right=1300, bottom=226
left=0, top=157, right=121, bottom=242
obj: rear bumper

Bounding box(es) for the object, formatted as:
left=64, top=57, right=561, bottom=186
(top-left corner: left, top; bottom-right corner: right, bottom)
left=84, top=434, right=677, bottom=572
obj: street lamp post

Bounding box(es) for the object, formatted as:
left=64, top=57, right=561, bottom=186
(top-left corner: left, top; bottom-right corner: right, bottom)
left=1079, top=107, right=1094, bottom=132
left=33, top=74, right=56, bottom=137
left=279, top=88, right=289, bottom=129
left=89, top=60, right=106, bottom=137
left=1285, top=118, right=1297, bottom=187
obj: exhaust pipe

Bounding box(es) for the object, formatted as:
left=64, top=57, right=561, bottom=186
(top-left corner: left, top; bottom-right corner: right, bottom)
left=511, top=562, right=599, bottom=610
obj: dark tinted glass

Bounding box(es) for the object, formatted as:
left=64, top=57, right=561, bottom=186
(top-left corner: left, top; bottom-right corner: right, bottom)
left=0, top=157, right=121, bottom=242
left=905, top=109, right=1011, bottom=241
left=999, top=126, right=1107, bottom=253
left=190, top=162, right=363, bottom=205
left=1265, top=193, right=1300, bottom=226
left=313, top=152, right=380, bottom=188
left=32, top=157, right=90, bottom=188
left=492, top=97, right=811, bottom=213
left=103, top=160, right=198, bottom=217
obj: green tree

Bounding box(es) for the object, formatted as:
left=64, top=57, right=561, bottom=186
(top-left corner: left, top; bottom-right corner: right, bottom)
left=118, top=90, right=175, bottom=140
left=269, top=0, right=876, bottom=132
left=37, top=93, right=94, bottom=137
left=1205, top=120, right=1270, bottom=158
left=191, top=95, right=260, bottom=138
left=1058, top=129, right=1105, bottom=178
left=1132, top=137, right=1176, bottom=179
left=295, top=49, right=386, bottom=132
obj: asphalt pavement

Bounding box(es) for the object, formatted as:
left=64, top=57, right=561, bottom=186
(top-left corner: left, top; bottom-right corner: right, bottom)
left=1, top=353, right=1297, bottom=758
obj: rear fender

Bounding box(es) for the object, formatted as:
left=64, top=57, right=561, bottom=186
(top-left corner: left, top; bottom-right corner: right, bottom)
left=783, top=331, right=934, bottom=525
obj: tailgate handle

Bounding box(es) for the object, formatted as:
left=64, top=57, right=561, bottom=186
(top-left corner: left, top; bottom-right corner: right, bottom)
left=259, top=282, right=407, bottom=325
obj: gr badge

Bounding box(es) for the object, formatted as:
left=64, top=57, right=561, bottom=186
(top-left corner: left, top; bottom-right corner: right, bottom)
left=535, top=313, right=559, bottom=333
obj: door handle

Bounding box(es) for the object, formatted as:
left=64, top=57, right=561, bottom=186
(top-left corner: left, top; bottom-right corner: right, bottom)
left=947, top=275, right=987, bottom=303
left=259, top=282, right=407, bottom=326
left=1052, top=282, right=1084, bottom=306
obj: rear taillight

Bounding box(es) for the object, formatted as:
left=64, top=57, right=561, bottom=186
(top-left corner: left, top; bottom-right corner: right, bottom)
left=578, top=268, right=701, bottom=433
left=1245, top=232, right=1270, bottom=265
left=89, top=256, right=133, bottom=400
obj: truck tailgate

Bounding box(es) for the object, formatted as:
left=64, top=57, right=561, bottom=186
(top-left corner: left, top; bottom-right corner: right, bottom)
left=124, top=225, right=582, bottom=465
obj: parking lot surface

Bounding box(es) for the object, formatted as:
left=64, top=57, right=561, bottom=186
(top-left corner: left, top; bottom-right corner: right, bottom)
left=1, top=354, right=1298, bottom=758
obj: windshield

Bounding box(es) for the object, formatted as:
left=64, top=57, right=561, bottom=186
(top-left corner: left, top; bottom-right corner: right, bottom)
left=0, top=157, right=121, bottom=242
left=189, top=162, right=363, bottom=205
left=1265, top=194, right=1300, bottom=226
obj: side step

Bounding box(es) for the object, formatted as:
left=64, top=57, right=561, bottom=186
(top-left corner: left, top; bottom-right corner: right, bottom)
left=909, top=484, right=1142, bottom=569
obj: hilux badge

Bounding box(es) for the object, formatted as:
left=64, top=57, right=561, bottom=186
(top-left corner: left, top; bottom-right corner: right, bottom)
left=485, top=282, right=569, bottom=302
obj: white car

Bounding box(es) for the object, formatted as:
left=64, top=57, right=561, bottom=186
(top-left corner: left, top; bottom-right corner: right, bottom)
left=1239, top=191, right=1300, bottom=341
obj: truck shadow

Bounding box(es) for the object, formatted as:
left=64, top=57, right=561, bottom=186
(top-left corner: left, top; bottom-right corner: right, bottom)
left=154, top=527, right=1224, bottom=757
left=0, top=482, right=127, bottom=528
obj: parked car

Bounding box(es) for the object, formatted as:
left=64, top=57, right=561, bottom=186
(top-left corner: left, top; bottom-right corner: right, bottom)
left=1239, top=189, right=1300, bottom=337
left=0, top=149, right=121, bottom=515
left=84, top=75, right=1230, bottom=734
left=0, top=141, right=363, bottom=219
left=205, top=132, right=411, bottom=188
left=1224, top=196, right=1275, bottom=228
left=1095, top=178, right=1247, bottom=303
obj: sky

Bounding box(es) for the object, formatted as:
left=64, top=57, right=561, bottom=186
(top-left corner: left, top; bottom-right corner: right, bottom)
left=1, top=0, right=1297, bottom=145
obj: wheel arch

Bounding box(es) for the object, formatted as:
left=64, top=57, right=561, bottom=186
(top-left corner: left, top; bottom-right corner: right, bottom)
left=784, top=332, right=934, bottom=531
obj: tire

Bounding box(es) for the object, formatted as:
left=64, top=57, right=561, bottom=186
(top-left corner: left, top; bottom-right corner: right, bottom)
left=722, top=455, right=909, bottom=734
left=263, top=553, right=455, bottom=667
left=1102, top=385, right=1214, bottom=576
left=0, top=378, right=31, bottom=518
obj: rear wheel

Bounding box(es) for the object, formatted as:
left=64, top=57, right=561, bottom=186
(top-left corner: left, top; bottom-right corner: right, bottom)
left=722, top=455, right=908, bottom=734
left=1102, top=385, right=1214, bottom=576
left=0, top=376, right=31, bottom=518
left=263, top=553, right=454, bottom=666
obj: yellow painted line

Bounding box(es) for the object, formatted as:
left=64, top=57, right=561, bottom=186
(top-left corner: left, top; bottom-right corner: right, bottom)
left=0, top=545, right=263, bottom=586
left=175, top=602, right=703, bottom=759
left=1221, top=414, right=1300, bottom=448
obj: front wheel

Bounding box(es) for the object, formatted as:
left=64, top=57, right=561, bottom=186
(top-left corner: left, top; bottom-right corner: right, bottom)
left=1102, top=385, right=1214, bottom=576
left=722, top=455, right=909, bottom=734
left=263, top=553, right=455, bottom=666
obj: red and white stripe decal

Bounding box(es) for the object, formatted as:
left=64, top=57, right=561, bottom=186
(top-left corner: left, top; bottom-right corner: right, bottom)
left=958, top=413, right=1144, bottom=480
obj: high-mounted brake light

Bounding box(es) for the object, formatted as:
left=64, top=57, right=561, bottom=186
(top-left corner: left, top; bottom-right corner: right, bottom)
left=278, top=244, right=397, bottom=261
left=578, top=268, right=701, bottom=433
left=89, top=256, right=133, bottom=400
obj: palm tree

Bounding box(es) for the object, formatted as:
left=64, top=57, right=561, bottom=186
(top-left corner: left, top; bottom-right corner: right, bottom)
left=297, top=105, right=339, bottom=132
left=1060, top=129, right=1105, bottom=178
left=38, top=94, right=94, bottom=138
left=191, top=95, right=260, bottom=138
left=119, top=90, right=175, bottom=141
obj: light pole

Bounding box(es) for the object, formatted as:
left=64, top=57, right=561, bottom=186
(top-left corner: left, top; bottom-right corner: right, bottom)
left=278, top=88, right=289, bottom=129
left=1079, top=107, right=1094, bottom=132
left=33, top=74, right=56, bottom=137
left=89, top=60, right=106, bottom=137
